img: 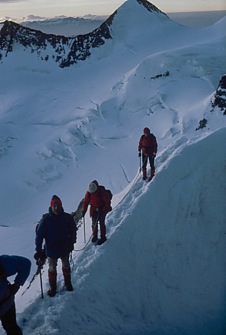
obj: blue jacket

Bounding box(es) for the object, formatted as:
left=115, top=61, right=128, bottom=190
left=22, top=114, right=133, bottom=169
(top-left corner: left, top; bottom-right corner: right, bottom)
left=35, top=208, right=76, bottom=259
left=0, top=255, right=31, bottom=317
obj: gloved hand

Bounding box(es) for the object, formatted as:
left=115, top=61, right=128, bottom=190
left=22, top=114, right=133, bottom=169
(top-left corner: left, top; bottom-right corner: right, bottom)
left=82, top=211, right=86, bottom=217
left=34, top=249, right=46, bottom=265
left=152, top=152, right=156, bottom=158
left=34, top=251, right=40, bottom=261
left=9, top=283, right=20, bottom=296
left=138, top=152, right=141, bottom=157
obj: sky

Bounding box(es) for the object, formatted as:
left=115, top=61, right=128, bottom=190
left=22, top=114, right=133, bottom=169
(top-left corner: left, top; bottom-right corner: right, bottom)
left=0, top=0, right=226, bottom=334
left=0, top=0, right=226, bottom=19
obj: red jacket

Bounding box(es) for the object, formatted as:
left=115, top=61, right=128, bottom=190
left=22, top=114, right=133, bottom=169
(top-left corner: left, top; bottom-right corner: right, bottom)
left=83, top=186, right=111, bottom=217
left=138, top=133, right=157, bottom=156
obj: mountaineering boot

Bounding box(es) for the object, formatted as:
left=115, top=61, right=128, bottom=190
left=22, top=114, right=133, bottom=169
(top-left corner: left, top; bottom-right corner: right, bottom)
left=48, top=270, right=57, bottom=297
left=62, top=267, right=73, bottom=291
left=97, top=237, right=107, bottom=245
left=149, top=169, right=155, bottom=181
left=92, top=224, right=98, bottom=243
left=142, top=168, right=147, bottom=180
left=92, top=235, right=98, bottom=243
left=97, top=225, right=107, bottom=245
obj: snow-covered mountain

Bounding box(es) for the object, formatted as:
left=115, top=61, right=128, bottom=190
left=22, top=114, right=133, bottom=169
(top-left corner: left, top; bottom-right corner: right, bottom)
left=0, top=0, right=168, bottom=68
left=0, top=0, right=226, bottom=334
left=0, top=18, right=112, bottom=68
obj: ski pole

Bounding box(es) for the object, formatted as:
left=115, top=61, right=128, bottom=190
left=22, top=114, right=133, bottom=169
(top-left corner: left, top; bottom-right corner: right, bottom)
left=83, top=216, right=86, bottom=243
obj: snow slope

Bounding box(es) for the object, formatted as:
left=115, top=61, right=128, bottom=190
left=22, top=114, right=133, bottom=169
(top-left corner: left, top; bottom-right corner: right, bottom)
left=19, top=128, right=226, bottom=335
left=0, top=0, right=226, bottom=334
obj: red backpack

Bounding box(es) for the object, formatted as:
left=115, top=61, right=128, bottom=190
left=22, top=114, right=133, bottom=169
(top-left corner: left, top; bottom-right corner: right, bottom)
left=99, top=186, right=113, bottom=213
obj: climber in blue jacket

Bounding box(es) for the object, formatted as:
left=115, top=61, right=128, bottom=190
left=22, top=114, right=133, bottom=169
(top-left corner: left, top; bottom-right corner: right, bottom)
left=0, top=255, right=31, bottom=335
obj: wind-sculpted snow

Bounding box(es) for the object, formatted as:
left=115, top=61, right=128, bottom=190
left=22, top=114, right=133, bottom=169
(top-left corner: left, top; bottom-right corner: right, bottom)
left=0, top=136, right=17, bottom=158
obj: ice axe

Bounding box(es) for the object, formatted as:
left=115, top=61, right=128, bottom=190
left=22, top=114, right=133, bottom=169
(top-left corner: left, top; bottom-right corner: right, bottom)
left=22, top=257, right=45, bottom=299
left=37, top=259, right=44, bottom=299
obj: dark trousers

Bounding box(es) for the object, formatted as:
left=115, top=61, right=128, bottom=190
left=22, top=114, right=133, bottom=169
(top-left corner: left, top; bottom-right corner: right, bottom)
left=92, top=210, right=106, bottom=239
left=142, top=154, right=155, bottom=177
left=1, top=303, right=22, bottom=335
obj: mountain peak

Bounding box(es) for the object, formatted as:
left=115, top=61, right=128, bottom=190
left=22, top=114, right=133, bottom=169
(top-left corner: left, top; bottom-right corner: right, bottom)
left=136, top=0, right=166, bottom=14
left=0, top=0, right=168, bottom=68
left=119, top=0, right=166, bottom=16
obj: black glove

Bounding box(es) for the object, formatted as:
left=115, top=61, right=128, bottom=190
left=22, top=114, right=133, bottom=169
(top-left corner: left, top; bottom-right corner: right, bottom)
left=138, top=152, right=141, bottom=157
left=82, top=211, right=86, bottom=217
left=9, top=283, right=20, bottom=296
left=34, top=249, right=46, bottom=265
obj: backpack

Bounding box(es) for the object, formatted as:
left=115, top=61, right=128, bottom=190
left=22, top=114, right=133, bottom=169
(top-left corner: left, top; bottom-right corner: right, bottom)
left=71, top=198, right=84, bottom=224
left=99, top=186, right=113, bottom=213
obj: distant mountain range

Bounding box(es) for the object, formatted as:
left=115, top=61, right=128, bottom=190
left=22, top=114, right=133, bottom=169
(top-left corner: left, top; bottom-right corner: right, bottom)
left=20, top=16, right=107, bottom=37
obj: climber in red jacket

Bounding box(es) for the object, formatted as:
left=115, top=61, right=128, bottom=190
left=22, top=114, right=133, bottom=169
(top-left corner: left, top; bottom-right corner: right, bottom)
left=82, top=180, right=112, bottom=245
left=138, top=127, right=158, bottom=181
